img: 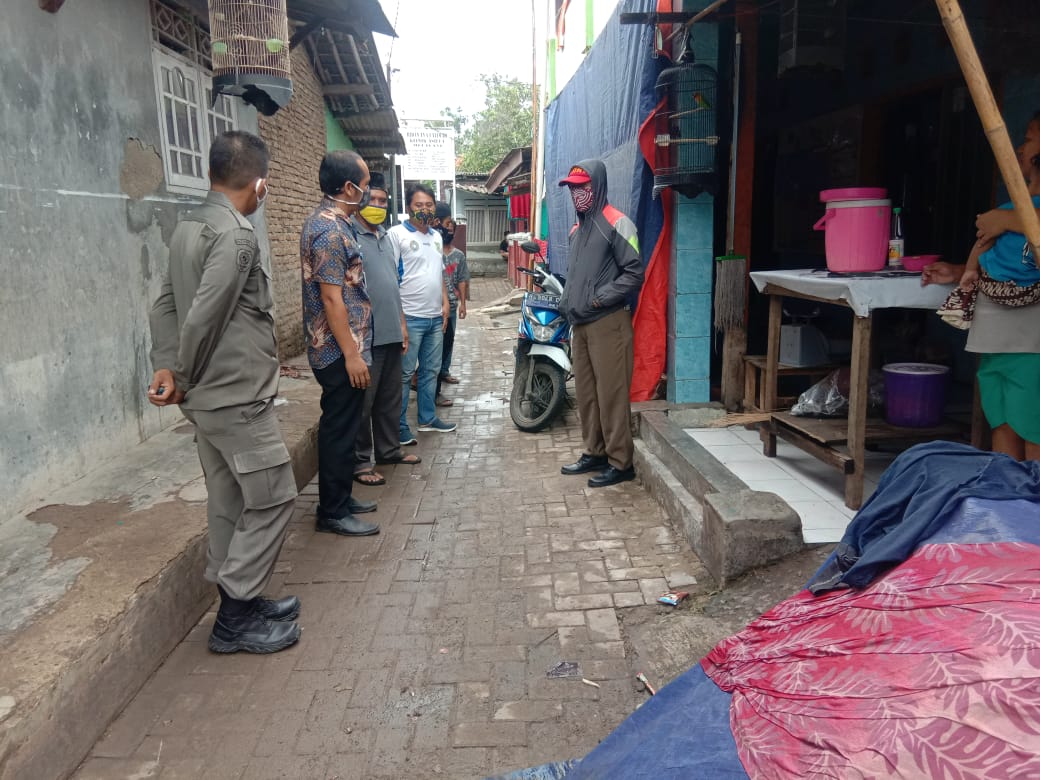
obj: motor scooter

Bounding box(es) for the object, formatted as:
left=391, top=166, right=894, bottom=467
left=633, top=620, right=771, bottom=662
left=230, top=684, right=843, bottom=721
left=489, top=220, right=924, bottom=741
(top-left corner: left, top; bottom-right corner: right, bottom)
left=510, top=241, right=571, bottom=432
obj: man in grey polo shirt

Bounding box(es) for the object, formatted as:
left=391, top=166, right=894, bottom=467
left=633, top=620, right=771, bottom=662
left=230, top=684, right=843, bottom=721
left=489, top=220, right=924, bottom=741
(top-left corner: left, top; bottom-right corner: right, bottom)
left=351, top=173, right=422, bottom=485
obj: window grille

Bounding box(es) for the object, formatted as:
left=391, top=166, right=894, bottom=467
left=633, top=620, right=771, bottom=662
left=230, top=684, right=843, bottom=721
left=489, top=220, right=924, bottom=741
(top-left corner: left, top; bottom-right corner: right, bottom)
left=151, top=0, right=212, bottom=69
left=149, top=0, right=238, bottom=195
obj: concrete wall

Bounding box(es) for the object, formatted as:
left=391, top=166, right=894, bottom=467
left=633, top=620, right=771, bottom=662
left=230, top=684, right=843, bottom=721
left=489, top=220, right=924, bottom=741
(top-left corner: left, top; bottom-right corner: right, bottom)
left=0, top=0, right=261, bottom=518
left=258, top=46, right=327, bottom=360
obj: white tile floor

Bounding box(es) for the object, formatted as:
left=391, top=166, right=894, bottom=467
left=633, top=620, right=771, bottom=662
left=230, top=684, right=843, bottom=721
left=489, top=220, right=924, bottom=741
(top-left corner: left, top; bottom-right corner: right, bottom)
left=684, top=426, right=896, bottom=544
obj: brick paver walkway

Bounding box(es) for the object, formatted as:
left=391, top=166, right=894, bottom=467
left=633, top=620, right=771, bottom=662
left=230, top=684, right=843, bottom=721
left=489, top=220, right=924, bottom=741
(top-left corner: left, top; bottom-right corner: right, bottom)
left=75, top=278, right=710, bottom=780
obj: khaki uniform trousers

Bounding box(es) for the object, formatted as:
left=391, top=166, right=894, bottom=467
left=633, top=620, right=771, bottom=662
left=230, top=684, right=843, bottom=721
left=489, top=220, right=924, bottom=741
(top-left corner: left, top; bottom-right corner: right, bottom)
left=571, top=308, right=635, bottom=470
left=183, top=399, right=297, bottom=601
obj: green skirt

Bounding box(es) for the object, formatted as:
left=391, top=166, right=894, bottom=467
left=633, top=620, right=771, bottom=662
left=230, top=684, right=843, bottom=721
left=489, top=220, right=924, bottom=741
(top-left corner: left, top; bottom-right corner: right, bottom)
left=977, top=353, right=1040, bottom=444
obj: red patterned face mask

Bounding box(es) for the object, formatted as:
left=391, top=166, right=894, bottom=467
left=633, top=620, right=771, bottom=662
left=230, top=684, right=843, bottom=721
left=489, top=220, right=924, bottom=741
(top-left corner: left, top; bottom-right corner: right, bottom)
left=570, top=184, right=594, bottom=213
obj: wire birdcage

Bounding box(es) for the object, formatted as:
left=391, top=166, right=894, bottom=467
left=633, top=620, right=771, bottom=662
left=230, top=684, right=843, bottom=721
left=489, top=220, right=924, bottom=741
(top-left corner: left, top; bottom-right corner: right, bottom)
left=653, top=53, right=719, bottom=198
left=208, top=0, right=292, bottom=115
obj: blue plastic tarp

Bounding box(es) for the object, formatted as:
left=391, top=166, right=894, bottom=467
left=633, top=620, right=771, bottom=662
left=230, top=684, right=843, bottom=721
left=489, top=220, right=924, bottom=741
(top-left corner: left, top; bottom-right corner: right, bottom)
left=544, top=0, right=665, bottom=275
left=491, top=443, right=1040, bottom=779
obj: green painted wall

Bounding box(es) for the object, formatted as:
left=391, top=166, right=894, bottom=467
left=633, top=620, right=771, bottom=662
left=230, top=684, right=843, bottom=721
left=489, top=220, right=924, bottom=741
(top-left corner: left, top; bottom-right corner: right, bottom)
left=325, top=108, right=355, bottom=151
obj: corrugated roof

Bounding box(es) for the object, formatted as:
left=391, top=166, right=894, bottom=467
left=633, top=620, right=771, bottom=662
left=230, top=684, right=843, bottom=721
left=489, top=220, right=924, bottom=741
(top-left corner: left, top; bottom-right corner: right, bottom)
left=287, top=0, right=406, bottom=162
left=485, top=146, right=531, bottom=194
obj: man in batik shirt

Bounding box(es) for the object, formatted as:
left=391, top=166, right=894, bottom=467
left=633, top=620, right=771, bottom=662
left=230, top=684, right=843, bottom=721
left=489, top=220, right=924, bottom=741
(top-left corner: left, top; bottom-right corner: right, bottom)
left=300, top=150, right=379, bottom=536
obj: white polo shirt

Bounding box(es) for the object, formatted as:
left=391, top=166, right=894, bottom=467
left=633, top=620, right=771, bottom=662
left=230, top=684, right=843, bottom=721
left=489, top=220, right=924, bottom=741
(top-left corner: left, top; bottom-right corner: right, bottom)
left=387, top=221, right=444, bottom=318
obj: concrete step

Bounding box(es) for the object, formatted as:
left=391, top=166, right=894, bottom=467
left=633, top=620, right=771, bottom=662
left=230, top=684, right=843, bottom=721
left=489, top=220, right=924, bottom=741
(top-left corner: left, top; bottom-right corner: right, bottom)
left=633, top=406, right=804, bottom=587
left=0, top=376, right=320, bottom=780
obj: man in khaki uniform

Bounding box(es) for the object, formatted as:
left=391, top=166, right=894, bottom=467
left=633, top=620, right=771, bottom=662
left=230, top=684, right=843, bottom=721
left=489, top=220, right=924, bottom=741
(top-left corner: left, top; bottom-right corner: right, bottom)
left=148, top=131, right=300, bottom=654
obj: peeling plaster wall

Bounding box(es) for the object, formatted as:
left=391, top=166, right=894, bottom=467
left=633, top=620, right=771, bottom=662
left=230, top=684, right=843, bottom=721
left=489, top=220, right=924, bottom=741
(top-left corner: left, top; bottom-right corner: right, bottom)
left=0, top=0, right=262, bottom=518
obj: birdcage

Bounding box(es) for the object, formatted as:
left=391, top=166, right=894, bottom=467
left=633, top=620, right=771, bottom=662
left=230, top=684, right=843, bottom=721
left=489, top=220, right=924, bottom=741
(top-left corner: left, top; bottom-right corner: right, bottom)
left=653, top=58, right=719, bottom=198
left=208, top=0, right=292, bottom=115
left=778, top=0, right=846, bottom=77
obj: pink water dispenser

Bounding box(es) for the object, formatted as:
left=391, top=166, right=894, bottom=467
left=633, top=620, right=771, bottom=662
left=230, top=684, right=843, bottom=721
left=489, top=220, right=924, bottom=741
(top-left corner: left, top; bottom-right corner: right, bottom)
left=813, top=187, right=892, bottom=273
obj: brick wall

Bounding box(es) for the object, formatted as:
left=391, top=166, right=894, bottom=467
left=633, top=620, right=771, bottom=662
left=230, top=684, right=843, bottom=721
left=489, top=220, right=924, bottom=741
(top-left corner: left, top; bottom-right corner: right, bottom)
left=258, top=46, right=326, bottom=360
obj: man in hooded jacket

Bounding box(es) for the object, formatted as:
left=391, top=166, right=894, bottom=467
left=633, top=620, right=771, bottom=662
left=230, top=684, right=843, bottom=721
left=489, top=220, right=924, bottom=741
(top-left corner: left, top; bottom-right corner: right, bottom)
left=557, top=159, right=644, bottom=487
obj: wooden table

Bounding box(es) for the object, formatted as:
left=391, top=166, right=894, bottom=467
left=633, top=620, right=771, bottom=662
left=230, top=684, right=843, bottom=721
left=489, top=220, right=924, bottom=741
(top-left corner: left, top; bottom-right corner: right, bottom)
left=750, top=269, right=958, bottom=509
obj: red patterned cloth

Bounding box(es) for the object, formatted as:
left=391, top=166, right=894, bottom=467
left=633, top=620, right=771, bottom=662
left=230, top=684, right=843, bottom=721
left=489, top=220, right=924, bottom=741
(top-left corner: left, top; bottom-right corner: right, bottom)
left=702, top=542, right=1040, bottom=779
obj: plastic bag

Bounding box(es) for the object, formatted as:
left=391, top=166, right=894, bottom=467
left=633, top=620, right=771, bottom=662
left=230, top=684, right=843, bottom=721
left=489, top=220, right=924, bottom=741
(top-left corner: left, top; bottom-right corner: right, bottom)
left=790, top=368, right=885, bottom=417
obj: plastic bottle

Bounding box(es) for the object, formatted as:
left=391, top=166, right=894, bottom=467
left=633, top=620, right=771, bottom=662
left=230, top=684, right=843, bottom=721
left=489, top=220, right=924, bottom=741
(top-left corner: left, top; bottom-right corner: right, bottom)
left=888, top=207, right=905, bottom=268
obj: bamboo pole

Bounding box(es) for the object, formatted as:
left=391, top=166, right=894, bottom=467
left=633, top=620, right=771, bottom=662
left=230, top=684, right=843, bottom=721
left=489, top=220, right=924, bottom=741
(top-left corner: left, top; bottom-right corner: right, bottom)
left=936, top=0, right=1040, bottom=259
left=529, top=0, right=540, bottom=243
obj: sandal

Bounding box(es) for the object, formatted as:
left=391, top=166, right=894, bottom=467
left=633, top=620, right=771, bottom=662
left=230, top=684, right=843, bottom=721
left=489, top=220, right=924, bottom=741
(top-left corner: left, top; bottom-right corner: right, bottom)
left=377, top=453, right=422, bottom=465
left=353, top=469, right=386, bottom=486
left=435, top=394, right=454, bottom=407
left=440, top=374, right=460, bottom=385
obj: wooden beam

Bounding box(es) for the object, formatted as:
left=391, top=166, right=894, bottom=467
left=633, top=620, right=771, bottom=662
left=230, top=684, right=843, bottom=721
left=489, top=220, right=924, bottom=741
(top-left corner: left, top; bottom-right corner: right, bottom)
left=667, top=0, right=731, bottom=41
left=289, top=18, right=325, bottom=50
left=323, top=83, right=375, bottom=97
left=619, top=11, right=697, bottom=25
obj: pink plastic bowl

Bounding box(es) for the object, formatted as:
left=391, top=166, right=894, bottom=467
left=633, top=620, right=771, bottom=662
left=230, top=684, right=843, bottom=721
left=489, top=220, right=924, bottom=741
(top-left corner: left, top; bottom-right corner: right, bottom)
left=901, top=255, right=940, bottom=272
left=820, top=187, right=888, bottom=202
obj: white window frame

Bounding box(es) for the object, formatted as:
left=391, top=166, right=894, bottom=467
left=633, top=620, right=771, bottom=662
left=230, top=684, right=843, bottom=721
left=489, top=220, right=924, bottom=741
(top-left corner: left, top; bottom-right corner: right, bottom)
left=151, top=41, right=239, bottom=196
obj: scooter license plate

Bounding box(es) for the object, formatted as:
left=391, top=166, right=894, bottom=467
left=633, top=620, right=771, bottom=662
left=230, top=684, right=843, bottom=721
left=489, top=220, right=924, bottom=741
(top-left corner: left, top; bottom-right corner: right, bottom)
left=527, top=292, right=561, bottom=308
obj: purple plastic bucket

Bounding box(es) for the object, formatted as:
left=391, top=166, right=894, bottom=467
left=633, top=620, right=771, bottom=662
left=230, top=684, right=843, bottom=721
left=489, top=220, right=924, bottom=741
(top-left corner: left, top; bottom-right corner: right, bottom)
left=883, top=363, right=950, bottom=427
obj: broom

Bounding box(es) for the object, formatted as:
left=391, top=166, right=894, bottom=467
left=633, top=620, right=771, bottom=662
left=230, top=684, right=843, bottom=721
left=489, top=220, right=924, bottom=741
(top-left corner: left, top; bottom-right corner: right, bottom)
left=713, top=254, right=747, bottom=335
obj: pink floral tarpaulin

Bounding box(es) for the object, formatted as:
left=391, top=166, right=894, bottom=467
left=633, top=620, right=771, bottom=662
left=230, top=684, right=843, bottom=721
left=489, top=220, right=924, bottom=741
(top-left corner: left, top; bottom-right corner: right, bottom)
left=703, top=542, right=1040, bottom=779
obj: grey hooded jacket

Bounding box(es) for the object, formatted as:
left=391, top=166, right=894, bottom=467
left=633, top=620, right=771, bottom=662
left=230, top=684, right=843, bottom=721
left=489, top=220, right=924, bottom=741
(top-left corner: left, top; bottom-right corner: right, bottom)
left=558, top=159, right=644, bottom=326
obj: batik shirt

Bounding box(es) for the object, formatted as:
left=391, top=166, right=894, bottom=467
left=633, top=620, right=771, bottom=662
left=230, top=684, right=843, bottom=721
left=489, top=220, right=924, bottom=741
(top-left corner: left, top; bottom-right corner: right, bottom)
left=300, top=198, right=372, bottom=370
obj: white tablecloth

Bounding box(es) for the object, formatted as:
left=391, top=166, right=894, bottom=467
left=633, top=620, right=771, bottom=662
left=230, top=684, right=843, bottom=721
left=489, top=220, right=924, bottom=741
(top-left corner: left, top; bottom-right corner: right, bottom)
left=749, top=269, right=954, bottom=317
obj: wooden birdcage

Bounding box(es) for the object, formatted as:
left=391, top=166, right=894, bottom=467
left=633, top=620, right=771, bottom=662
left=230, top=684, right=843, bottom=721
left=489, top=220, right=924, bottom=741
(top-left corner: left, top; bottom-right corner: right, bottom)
left=653, top=56, right=719, bottom=198
left=208, top=0, right=292, bottom=115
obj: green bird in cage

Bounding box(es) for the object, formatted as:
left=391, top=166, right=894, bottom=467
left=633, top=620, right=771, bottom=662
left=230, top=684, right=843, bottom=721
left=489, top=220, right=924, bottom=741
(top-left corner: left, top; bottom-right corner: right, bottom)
left=692, top=91, right=712, bottom=111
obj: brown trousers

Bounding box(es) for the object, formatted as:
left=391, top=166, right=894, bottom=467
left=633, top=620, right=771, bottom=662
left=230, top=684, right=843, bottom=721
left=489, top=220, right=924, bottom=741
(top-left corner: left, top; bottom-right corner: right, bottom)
left=571, top=308, right=635, bottom=470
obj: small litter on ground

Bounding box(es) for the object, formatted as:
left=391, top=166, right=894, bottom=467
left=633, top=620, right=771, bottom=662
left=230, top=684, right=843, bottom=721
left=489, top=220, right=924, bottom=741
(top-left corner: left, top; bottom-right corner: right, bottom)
left=657, top=591, right=689, bottom=606
left=547, top=661, right=582, bottom=679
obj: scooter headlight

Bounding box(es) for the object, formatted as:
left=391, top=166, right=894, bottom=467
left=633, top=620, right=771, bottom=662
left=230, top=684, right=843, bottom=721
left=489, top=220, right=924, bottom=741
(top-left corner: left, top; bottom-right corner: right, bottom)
left=532, top=323, right=557, bottom=341
left=525, top=309, right=563, bottom=342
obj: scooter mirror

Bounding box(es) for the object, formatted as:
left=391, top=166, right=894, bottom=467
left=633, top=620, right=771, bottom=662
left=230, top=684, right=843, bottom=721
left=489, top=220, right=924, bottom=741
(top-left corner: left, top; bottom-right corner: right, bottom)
left=520, top=241, right=541, bottom=255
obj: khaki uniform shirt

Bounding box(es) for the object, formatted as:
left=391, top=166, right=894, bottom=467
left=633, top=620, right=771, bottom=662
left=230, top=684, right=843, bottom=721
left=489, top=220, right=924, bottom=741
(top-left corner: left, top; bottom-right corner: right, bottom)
left=149, top=191, right=279, bottom=411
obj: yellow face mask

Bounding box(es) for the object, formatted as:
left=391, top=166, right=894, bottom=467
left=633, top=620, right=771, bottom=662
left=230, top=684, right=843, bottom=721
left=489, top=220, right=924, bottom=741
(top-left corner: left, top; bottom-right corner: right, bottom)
left=360, top=205, right=387, bottom=225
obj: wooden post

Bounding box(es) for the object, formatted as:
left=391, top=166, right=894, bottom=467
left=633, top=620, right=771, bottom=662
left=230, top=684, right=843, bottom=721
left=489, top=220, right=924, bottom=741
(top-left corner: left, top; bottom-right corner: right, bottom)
left=722, top=1, right=759, bottom=410
left=936, top=0, right=1040, bottom=258
left=760, top=294, right=782, bottom=458
left=844, top=315, right=872, bottom=510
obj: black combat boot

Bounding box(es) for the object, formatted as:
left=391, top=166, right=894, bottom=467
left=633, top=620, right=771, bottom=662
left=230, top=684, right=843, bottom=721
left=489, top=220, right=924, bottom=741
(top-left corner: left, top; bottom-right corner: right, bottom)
left=219, top=585, right=299, bottom=622
left=253, top=594, right=301, bottom=622
left=209, top=587, right=300, bottom=654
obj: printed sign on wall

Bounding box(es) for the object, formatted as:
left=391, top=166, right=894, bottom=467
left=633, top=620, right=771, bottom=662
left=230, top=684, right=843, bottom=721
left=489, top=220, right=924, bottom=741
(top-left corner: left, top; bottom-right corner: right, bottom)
left=400, top=125, right=455, bottom=181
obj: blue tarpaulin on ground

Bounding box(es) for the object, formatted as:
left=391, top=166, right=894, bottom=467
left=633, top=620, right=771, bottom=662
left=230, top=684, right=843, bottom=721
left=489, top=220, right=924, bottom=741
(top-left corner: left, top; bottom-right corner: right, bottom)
left=490, top=443, right=1040, bottom=779
left=543, top=0, right=665, bottom=275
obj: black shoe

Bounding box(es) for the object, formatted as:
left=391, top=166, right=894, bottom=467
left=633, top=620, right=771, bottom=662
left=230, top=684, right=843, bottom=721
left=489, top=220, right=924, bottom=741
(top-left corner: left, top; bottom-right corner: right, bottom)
left=348, top=496, right=377, bottom=514
left=208, top=609, right=300, bottom=654
left=254, top=594, right=300, bottom=622
left=561, top=454, right=608, bottom=475
left=588, top=465, right=636, bottom=488
left=316, top=513, right=380, bottom=536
